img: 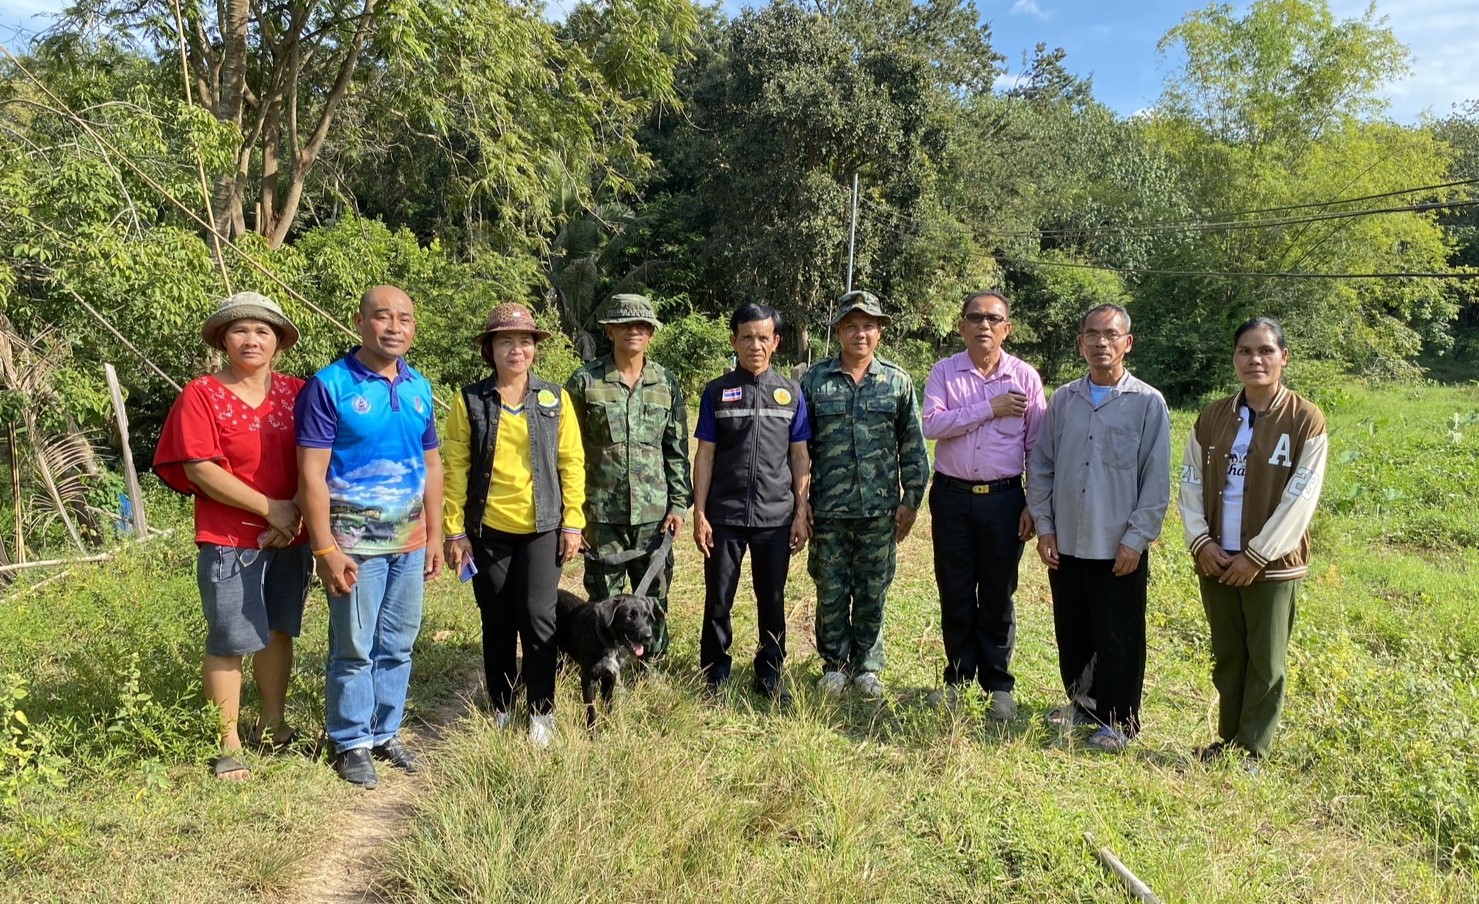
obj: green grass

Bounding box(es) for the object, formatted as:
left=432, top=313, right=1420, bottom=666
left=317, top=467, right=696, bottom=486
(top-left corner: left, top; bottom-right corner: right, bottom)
left=2, top=382, right=1478, bottom=902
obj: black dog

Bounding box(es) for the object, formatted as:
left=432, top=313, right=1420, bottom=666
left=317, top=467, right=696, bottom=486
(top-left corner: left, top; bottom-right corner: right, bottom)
left=555, top=588, right=663, bottom=731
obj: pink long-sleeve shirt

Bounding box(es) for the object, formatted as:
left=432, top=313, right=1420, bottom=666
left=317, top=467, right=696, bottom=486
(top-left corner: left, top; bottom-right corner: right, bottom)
left=922, top=350, right=1046, bottom=482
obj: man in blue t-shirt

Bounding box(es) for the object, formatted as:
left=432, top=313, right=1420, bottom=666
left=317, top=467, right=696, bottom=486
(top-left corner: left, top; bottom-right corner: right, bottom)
left=297, top=284, right=444, bottom=789
left=691, top=303, right=811, bottom=704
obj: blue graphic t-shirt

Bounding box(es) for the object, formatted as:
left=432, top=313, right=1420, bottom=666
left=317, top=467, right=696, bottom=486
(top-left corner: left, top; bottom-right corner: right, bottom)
left=295, top=349, right=439, bottom=554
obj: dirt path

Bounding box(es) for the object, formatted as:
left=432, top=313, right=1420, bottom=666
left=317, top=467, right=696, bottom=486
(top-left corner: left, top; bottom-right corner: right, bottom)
left=280, top=668, right=480, bottom=904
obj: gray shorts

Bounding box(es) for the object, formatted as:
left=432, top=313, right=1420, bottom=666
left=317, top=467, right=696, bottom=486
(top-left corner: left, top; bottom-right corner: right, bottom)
left=196, top=543, right=313, bottom=656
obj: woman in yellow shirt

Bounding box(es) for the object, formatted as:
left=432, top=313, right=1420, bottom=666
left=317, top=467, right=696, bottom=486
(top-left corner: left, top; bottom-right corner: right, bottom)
left=444, top=303, right=585, bottom=747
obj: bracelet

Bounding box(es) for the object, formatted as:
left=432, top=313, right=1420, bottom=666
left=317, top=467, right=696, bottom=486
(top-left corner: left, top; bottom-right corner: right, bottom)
left=446, top=533, right=467, bottom=542
left=311, top=544, right=339, bottom=558
left=559, top=527, right=584, bottom=535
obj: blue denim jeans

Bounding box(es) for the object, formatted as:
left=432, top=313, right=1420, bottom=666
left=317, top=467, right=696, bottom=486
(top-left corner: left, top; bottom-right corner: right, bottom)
left=325, top=549, right=425, bottom=753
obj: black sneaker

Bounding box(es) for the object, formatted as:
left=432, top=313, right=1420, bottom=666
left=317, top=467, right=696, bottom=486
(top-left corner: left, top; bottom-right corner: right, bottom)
left=702, top=677, right=728, bottom=703
left=333, top=747, right=379, bottom=789
left=752, top=678, right=793, bottom=707
left=372, top=737, right=421, bottom=774
left=1196, top=741, right=1228, bottom=764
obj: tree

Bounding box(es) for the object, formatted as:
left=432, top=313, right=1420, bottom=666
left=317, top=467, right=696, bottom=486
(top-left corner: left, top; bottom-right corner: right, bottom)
left=1136, top=0, right=1462, bottom=398
left=643, top=0, right=999, bottom=354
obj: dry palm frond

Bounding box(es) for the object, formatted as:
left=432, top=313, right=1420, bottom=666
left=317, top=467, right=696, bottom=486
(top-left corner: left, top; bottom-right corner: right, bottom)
left=1, top=313, right=105, bottom=549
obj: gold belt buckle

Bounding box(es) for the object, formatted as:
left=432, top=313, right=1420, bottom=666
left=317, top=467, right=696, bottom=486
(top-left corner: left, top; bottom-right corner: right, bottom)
left=972, top=483, right=991, bottom=495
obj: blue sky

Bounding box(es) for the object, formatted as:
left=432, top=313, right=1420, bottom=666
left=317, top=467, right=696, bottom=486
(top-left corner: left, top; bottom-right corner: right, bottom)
left=1, top=0, right=1474, bottom=123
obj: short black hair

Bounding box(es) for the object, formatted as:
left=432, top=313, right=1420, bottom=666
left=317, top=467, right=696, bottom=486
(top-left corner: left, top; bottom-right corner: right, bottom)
left=962, top=290, right=1010, bottom=318
left=730, top=303, right=781, bottom=336
left=1233, top=316, right=1287, bottom=350
left=1080, top=303, right=1131, bottom=334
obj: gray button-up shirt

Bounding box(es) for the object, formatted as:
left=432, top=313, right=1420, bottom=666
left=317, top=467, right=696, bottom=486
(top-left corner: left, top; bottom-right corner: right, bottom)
left=1026, top=370, right=1172, bottom=560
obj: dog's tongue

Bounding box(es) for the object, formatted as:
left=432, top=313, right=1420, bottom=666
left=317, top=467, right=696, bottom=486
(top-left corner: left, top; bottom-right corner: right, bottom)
left=631, top=643, right=645, bottom=658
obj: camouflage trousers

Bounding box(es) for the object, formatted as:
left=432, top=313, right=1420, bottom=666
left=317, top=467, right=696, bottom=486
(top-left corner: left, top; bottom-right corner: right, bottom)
left=807, top=515, right=897, bottom=675
left=583, top=520, right=673, bottom=656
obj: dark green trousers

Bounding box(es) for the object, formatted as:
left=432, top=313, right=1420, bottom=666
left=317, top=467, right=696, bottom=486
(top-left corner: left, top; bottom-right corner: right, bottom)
left=584, top=520, right=673, bottom=656
left=807, top=515, right=896, bottom=675
left=1200, top=576, right=1300, bottom=758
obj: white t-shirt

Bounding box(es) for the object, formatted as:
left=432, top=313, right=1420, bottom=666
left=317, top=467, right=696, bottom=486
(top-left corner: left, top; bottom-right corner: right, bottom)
left=1220, top=405, right=1254, bottom=552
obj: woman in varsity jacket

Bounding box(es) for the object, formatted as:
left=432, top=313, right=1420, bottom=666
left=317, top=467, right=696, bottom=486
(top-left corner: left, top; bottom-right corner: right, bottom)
left=1178, top=317, right=1328, bottom=763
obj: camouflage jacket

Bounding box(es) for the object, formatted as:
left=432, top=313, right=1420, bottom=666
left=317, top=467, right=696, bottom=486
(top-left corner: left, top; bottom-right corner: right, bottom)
left=565, top=355, right=692, bottom=525
left=800, top=355, right=930, bottom=518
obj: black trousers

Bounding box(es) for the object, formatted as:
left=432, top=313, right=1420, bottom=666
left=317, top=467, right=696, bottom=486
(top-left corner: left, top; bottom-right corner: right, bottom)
left=701, top=522, right=791, bottom=686
left=469, top=526, right=562, bottom=715
left=1048, top=552, right=1149, bottom=735
left=930, top=480, right=1026, bottom=693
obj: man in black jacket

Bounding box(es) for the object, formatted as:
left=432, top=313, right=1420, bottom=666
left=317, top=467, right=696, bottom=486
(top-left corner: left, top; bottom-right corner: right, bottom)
left=691, top=303, right=812, bottom=702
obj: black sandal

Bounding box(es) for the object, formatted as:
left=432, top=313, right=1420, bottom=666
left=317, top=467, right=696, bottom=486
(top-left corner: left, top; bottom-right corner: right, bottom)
left=246, top=724, right=298, bottom=753
left=211, top=753, right=252, bottom=780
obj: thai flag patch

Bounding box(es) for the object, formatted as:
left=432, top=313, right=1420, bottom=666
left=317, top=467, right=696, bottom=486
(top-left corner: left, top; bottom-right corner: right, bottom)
left=721, top=387, right=743, bottom=403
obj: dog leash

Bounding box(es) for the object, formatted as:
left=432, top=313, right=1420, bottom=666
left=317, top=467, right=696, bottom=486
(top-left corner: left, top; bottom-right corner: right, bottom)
left=633, top=529, right=676, bottom=597
left=580, top=527, right=676, bottom=598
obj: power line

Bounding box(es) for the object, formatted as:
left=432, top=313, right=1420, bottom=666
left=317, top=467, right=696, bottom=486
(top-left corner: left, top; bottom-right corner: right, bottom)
left=855, top=195, right=1476, bottom=280
left=993, top=252, right=1479, bottom=281
left=858, top=192, right=1479, bottom=242
left=1041, top=176, right=1479, bottom=234
left=1024, top=198, right=1479, bottom=240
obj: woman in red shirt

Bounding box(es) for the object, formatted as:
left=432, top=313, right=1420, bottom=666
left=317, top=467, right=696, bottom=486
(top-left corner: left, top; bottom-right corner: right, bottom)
left=153, top=292, right=310, bottom=780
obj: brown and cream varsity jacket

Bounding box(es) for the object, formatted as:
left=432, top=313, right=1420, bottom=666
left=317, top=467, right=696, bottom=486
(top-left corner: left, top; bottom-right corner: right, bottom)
left=1178, top=385, right=1328, bottom=581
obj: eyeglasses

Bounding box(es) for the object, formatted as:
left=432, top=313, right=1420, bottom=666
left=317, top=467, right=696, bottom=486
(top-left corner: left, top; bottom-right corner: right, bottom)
left=964, top=312, right=1008, bottom=326
left=1080, top=330, right=1126, bottom=344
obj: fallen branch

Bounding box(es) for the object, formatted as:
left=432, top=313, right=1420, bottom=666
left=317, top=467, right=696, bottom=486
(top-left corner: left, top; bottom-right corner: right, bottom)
left=0, top=553, right=110, bottom=575
left=0, top=528, right=172, bottom=577
left=1084, top=832, right=1163, bottom=904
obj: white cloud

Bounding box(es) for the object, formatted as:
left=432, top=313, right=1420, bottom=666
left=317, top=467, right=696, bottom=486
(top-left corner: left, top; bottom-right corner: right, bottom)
left=1011, top=0, right=1050, bottom=20
left=345, top=459, right=411, bottom=482
left=993, top=72, right=1024, bottom=94
left=1328, top=0, right=1479, bottom=121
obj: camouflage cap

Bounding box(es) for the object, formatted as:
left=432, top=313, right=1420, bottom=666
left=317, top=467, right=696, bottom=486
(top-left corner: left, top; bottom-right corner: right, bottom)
left=598, top=293, right=662, bottom=329
left=830, top=290, right=892, bottom=328
left=479, top=302, right=552, bottom=341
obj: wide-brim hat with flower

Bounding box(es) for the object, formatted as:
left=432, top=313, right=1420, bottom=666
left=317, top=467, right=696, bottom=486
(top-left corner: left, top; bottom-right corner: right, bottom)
left=201, top=291, right=301, bottom=352
left=479, top=303, right=552, bottom=341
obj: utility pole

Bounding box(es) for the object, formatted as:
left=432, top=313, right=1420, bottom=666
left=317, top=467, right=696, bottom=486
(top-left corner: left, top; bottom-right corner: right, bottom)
left=846, top=172, right=859, bottom=292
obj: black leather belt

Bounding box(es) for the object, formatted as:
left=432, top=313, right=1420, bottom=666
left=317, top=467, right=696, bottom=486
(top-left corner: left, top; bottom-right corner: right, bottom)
left=934, top=473, right=1023, bottom=495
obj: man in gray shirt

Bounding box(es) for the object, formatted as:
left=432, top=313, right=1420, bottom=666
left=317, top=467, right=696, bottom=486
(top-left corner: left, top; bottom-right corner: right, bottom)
left=1027, top=303, right=1171, bottom=751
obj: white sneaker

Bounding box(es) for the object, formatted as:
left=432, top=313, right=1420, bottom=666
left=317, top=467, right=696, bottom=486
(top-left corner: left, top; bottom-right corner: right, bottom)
left=988, top=690, right=1018, bottom=721
left=817, top=670, right=849, bottom=697
left=528, top=713, right=555, bottom=749
left=852, top=672, right=886, bottom=699
left=493, top=710, right=512, bottom=730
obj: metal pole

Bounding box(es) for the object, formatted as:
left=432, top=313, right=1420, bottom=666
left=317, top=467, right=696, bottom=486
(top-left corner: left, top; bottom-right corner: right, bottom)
left=846, top=172, right=859, bottom=293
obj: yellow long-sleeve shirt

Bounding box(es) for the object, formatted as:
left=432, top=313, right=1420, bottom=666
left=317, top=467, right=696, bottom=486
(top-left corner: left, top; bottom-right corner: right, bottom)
left=441, top=389, right=586, bottom=536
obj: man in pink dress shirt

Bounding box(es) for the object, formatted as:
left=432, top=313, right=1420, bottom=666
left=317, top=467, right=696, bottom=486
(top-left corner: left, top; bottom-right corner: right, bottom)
left=921, top=291, right=1046, bottom=720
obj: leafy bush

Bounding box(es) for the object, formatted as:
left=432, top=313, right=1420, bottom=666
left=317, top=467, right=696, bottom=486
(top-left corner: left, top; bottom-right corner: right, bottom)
left=648, top=311, right=732, bottom=399
left=0, top=675, right=66, bottom=807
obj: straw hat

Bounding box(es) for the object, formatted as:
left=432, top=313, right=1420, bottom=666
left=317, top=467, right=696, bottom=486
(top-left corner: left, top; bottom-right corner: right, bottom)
left=200, top=292, right=301, bottom=351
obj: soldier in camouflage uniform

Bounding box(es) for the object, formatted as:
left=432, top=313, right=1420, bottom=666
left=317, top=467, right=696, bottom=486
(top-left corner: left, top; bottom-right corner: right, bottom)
left=565, top=294, right=692, bottom=658
left=800, top=291, right=930, bottom=698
